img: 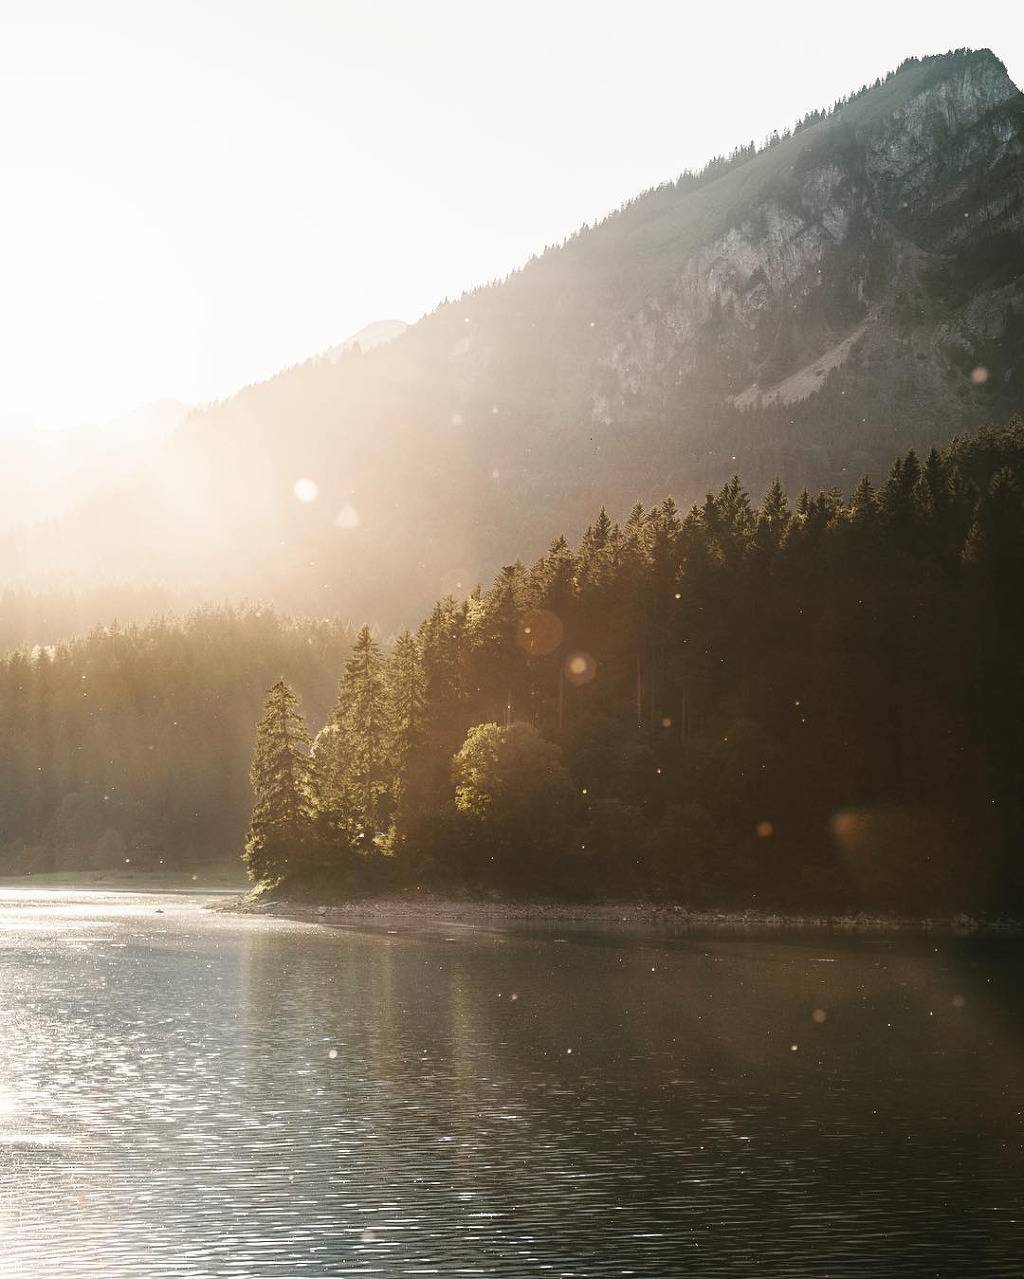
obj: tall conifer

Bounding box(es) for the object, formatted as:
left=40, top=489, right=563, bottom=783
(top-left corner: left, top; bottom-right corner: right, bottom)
left=387, top=630, right=427, bottom=814
left=333, top=626, right=391, bottom=844
left=244, top=680, right=317, bottom=883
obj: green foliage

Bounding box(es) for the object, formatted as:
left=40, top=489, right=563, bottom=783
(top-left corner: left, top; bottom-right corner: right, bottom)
left=0, top=607, right=352, bottom=870
left=452, top=722, right=574, bottom=890
left=245, top=417, right=1022, bottom=914
left=9, top=419, right=1024, bottom=915
left=244, top=681, right=318, bottom=884
left=325, top=626, right=393, bottom=850
left=453, top=722, right=569, bottom=818
left=387, top=630, right=427, bottom=816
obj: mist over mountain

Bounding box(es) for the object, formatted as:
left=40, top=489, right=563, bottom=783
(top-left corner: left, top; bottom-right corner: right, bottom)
left=323, top=320, right=408, bottom=362
left=0, top=400, right=189, bottom=532
left=4, top=48, right=1021, bottom=629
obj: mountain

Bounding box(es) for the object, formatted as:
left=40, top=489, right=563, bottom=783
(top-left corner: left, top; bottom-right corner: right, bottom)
left=3, top=49, right=1022, bottom=628
left=323, top=319, right=408, bottom=361
left=0, top=400, right=189, bottom=532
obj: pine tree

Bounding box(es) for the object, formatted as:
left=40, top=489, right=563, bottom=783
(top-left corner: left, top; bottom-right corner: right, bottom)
left=920, top=447, right=947, bottom=514
left=310, top=722, right=347, bottom=827
left=470, top=564, right=528, bottom=723
left=415, top=596, right=471, bottom=807
left=758, top=478, right=790, bottom=534
left=387, top=630, right=427, bottom=815
left=244, top=680, right=318, bottom=884
left=418, top=596, right=467, bottom=717
left=526, top=536, right=577, bottom=733
left=587, top=507, right=613, bottom=552
left=333, top=626, right=392, bottom=846
left=850, top=474, right=877, bottom=524
left=530, top=536, right=577, bottom=617
left=880, top=450, right=922, bottom=547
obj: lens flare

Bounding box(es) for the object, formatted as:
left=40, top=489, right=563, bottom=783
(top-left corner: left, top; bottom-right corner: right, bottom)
left=516, top=609, right=564, bottom=656
left=832, top=810, right=860, bottom=839
left=565, top=651, right=597, bottom=686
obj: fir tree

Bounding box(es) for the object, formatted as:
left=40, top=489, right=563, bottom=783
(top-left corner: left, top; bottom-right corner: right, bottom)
left=757, top=478, right=790, bottom=535
left=880, top=450, right=922, bottom=547
left=418, top=596, right=467, bottom=716
left=332, top=626, right=392, bottom=846
left=387, top=630, right=427, bottom=814
left=244, top=680, right=318, bottom=884
left=850, top=474, right=877, bottom=523
left=310, top=722, right=348, bottom=830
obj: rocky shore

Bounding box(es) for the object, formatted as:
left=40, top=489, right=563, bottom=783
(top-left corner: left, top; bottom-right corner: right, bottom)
left=222, top=892, right=1022, bottom=935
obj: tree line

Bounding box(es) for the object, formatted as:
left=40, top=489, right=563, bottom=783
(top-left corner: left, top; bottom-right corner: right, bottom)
left=246, top=421, right=1024, bottom=914
left=0, top=608, right=352, bottom=871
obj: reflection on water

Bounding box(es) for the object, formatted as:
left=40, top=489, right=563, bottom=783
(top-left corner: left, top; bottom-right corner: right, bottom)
left=0, top=889, right=1021, bottom=1276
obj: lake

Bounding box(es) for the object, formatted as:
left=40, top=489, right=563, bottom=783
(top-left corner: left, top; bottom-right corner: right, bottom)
left=0, top=888, right=1021, bottom=1276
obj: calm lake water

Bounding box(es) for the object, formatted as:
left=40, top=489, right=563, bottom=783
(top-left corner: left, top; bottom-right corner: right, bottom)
left=0, top=889, right=1021, bottom=1277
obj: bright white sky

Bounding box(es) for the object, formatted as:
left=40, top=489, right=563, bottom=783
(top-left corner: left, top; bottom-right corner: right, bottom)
left=1, top=0, right=1020, bottom=429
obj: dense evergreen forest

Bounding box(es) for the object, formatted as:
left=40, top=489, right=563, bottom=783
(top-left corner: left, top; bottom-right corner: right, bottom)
left=246, top=422, right=1024, bottom=915
left=0, top=609, right=352, bottom=870
left=2, top=423, right=1020, bottom=912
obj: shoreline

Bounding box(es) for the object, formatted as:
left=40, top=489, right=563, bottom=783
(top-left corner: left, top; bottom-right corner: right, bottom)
left=1, top=872, right=1018, bottom=936
left=0, top=868, right=248, bottom=895
left=222, top=892, right=1024, bottom=936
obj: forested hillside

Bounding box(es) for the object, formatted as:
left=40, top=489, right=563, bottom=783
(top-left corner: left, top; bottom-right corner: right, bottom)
left=0, top=609, right=351, bottom=871
left=0, top=585, right=186, bottom=653
left=247, top=421, right=1024, bottom=915
left=4, top=422, right=1021, bottom=912
left=3, top=50, right=1021, bottom=630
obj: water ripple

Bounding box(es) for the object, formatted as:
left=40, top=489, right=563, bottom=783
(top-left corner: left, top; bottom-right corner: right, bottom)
left=0, top=890, right=1021, bottom=1275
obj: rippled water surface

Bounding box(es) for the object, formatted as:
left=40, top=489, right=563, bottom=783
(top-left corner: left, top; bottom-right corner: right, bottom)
left=0, top=888, right=1022, bottom=1276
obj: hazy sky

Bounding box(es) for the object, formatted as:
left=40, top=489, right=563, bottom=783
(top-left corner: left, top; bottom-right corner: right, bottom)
left=1, top=0, right=1020, bottom=429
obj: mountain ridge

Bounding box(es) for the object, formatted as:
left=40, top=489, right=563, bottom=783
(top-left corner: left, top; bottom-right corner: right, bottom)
left=3, top=47, right=1021, bottom=630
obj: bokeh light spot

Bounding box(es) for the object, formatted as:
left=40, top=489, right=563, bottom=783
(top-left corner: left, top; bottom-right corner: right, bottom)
left=565, top=651, right=597, bottom=686
left=517, top=609, right=563, bottom=656
left=832, top=810, right=860, bottom=839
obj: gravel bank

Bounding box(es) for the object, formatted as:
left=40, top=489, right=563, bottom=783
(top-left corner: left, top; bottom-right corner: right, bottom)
left=221, top=893, right=1021, bottom=935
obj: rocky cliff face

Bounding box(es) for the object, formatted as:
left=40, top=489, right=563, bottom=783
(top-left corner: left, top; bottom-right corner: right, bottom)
left=867, top=52, right=1019, bottom=220
left=604, top=51, right=1023, bottom=422
left=3, top=50, right=1022, bottom=626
